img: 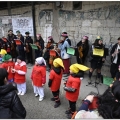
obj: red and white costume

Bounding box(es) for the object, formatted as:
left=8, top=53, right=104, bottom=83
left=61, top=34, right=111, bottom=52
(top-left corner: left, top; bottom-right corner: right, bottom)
left=14, top=61, right=27, bottom=94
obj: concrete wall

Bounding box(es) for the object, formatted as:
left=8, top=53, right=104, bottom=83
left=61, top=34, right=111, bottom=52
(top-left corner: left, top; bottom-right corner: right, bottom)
left=1, top=1, right=120, bottom=76
left=35, top=1, right=120, bottom=77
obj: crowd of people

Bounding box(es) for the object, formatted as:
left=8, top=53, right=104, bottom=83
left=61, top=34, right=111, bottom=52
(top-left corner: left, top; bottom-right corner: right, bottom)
left=0, top=30, right=120, bottom=119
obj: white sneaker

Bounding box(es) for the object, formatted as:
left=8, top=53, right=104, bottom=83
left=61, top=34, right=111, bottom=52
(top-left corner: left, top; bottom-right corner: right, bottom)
left=20, top=92, right=25, bottom=95
left=35, top=93, right=39, bottom=97
left=17, top=92, right=21, bottom=95
left=39, top=97, right=43, bottom=102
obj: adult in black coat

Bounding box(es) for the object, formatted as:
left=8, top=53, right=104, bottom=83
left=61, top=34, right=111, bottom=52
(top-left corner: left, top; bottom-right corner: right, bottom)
left=35, top=34, right=44, bottom=59
left=0, top=68, right=26, bottom=119
left=16, top=30, right=25, bottom=61
left=76, top=36, right=89, bottom=78
left=25, top=31, right=33, bottom=64
left=110, top=37, right=120, bottom=79
left=76, top=36, right=89, bottom=64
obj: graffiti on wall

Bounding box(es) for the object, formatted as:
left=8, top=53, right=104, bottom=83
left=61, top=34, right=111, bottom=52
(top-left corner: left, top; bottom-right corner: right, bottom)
left=38, top=10, right=53, bottom=42
left=59, top=5, right=120, bottom=24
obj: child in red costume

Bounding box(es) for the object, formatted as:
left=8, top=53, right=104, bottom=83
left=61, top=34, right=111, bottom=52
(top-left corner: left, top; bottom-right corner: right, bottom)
left=31, top=57, right=46, bottom=102
left=2, top=54, right=15, bottom=82
left=64, top=63, right=85, bottom=119
left=48, top=58, right=64, bottom=108
left=12, top=56, right=27, bottom=96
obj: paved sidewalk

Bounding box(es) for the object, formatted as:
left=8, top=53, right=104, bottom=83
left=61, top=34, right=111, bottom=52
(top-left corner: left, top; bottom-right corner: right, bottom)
left=19, top=65, right=108, bottom=119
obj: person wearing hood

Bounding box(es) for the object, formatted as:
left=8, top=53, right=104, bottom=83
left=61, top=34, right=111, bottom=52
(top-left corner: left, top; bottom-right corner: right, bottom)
left=0, top=68, right=26, bottom=118
left=63, top=63, right=89, bottom=119
left=48, top=58, right=64, bottom=108
left=12, top=56, right=27, bottom=96
left=1, top=54, right=15, bottom=83
left=31, top=57, right=46, bottom=102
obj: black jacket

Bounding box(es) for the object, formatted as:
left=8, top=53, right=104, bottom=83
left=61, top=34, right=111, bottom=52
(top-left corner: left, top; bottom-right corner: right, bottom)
left=17, top=35, right=25, bottom=50
left=25, top=36, right=33, bottom=50
left=89, top=44, right=106, bottom=62
left=77, top=41, right=89, bottom=62
left=0, top=83, right=26, bottom=119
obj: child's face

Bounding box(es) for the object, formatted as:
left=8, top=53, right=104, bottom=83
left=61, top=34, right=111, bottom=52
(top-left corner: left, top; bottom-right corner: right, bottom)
left=35, top=61, right=38, bottom=65
left=8, top=58, right=12, bottom=61
left=17, top=59, right=21, bottom=64
left=70, top=70, right=73, bottom=74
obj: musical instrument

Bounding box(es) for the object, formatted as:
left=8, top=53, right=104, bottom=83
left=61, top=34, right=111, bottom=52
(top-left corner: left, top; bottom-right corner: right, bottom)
left=35, top=41, right=41, bottom=50
left=26, top=43, right=29, bottom=53
left=58, top=40, right=64, bottom=44
left=78, top=46, right=83, bottom=58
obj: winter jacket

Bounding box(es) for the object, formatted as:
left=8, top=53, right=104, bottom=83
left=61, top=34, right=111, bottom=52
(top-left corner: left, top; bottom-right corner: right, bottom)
left=17, top=35, right=24, bottom=50
left=14, top=61, right=27, bottom=84
left=89, top=44, right=106, bottom=62
left=65, top=74, right=81, bottom=102
left=48, top=67, right=63, bottom=91
left=31, top=65, right=46, bottom=87
left=25, top=36, right=33, bottom=51
left=0, top=83, right=26, bottom=119
left=58, top=38, right=71, bottom=59
left=76, top=41, right=89, bottom=63
left=2, top=61, right=15, bottom=80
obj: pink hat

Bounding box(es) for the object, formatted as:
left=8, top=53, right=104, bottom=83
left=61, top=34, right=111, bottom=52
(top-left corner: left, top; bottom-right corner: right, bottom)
left=61, top=33, right=68, bottom=37
left=36, top=34, right=41, bottom=37
left=48, top=36, right=53, bottom=40
left=83, top=36, right=88, bottom=40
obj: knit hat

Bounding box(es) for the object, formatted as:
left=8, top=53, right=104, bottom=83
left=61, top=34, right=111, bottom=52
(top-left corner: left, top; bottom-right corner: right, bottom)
left=82, top=36, right=89, bottom=40
left=36, top=57, right=46, bottom=65
left=53, top=58, right=64, bottom=69
left=16, top=30, right=20, bottom=33
left=75, top=110, right=103, bottom=119
left=48, top=36, right=53, bottom=40
left=70, top=63, right=90, bottom=74
left=0, top=49, right=7, bottom=55
left=36, top=34, right=41, bottom=37
left=25, top=31, right=30, bottom=34
left=2, top=54, right=12, bottom=62
left=17, top=56, right=23, bottom=61
left=61, top=32, right=68, bottom=37
left=96, top=36, right=103, bottom=40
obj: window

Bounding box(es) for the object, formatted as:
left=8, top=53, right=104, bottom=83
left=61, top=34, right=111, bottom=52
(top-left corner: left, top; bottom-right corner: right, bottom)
left=73, top=1, right=82, bottom=10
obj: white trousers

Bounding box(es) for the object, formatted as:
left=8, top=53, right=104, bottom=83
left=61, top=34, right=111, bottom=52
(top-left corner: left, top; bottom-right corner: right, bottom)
left=33, top=86, right=44, bottom=99
left=17, top=82, right=26, bottom=94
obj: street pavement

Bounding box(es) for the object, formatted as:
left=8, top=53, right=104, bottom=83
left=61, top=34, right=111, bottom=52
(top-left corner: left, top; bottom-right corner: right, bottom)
left=19, top=64, right=108, bottom=119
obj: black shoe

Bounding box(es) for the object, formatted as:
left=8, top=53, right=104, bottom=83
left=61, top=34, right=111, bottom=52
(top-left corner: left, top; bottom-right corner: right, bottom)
left=66, top=114, right=72, bottom=119
left=51, top=98, right=55, bottom=101
left=54, top=102, right=61, bottom=108
left=65, top=110, right=71, bottom=114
